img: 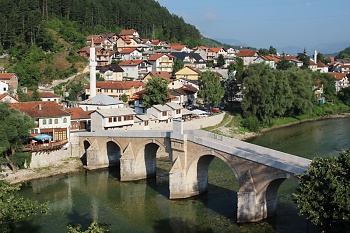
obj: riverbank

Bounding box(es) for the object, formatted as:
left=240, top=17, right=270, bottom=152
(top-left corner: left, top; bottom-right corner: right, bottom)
left=1, top=157, right=83, bottom=185
left=214, top=112, right=350, bottom=141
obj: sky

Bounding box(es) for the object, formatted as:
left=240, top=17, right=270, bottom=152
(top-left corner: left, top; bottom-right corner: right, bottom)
left=156, top=0, right=350, bottom=54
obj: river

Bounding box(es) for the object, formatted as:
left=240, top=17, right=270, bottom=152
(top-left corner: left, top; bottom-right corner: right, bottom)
left=17, top=118, right=350, bottom=233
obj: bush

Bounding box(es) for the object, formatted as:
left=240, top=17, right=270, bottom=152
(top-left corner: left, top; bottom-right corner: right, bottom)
left=241, top=116, right=260, bottom=132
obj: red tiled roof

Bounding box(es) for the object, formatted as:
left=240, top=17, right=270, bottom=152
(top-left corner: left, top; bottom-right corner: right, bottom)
left=237, top=49, right=257, bottom=57
left=66, top=107, right=92, bottom=120
left=0, top=73, right=17, bottom=80
left=86, top=81, right=146, bottom=90
left=149, top=71, right=172, bottom=80
left=10, top=101, right=70, bottom=118
left=148, top=53, right=174, bottom=61
left=193, top=46, right=208, bottom=50
left=328, top=72, right=347, bottom=81
left=151, top=40, right=160, bottom=45
left=93, top=38, right=106, bottom=44
left=309, top=60, right=316, bottom=66
left=86, top=35, right=101, bottom=41
left=118, top=60, right=147, bottom=66
left=119, top=47, right=138, bottom=54
left=209, top=47, right=223, bottom=53
left=260, top=55, right=275, bottom=61
left=170, top=44, right=186, bottom=51
left=119, top=29, right=137, bottom=36
left=0, top=93, right=18, bottom=101
left=28, top=91, right=60, bottom=98
left=284, top=55, right=299, bottom=61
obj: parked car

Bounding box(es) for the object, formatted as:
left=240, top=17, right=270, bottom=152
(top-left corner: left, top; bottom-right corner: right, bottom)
left=211, top=108, right=220, bottom=113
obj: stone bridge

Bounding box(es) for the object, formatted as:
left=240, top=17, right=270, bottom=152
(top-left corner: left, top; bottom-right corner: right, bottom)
left=71, top=119, right=311, bottom=223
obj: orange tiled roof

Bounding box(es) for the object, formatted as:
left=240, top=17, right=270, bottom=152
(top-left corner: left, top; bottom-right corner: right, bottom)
left=27, top=91, right=60, bottom=98
left=66, top=107, right=92, bottom=119
left=119, top=29, right=137, bottom=36
left=149, top=71, right=172, bottom=80
left=0, top=73, right=17, bottom=80
left=237, top=49, right=257, bottom=57
left=119, top=47, right=138, bottom=54
left=309, top=60, right=316, bottom=66
left=86, top=81, right=146, bottom=90
left=10, top=101, right=70, bottom=118
left=148, top=53, right=174, bottom=61
left=260, top=55, right=275, bottom=61
left=209, top=47, right=223, bottom=53
left=118, top=60, right=147, bottom=66
left=170, top=44, right=186, bottom=51
left=328, top=72, right=347, bottom=81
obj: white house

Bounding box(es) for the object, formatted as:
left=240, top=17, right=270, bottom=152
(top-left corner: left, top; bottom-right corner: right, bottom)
left=90, top=107, right=136, bottom=131
left=146, top=104, right=172, bottom=122
left=119, top=47, right=143, bottom=61
left=0, top=80, right=8, bottom=94
left=328, top=72, right=349, bottom=92
left=165, top=102, right=183, bottom=119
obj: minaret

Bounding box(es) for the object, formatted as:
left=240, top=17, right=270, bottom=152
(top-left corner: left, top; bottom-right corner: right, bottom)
left=89, top=38, right=97, bottom=98
left=314, top=49, right=318, bottom=64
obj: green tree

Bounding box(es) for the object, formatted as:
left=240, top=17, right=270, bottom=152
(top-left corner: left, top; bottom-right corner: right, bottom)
left=0, top=182, right=47, bottom=233
left=143, top=77, right=170, bottom=108
left=258, top=48, right=269, bottom=56
left=338, top=86, right=350, bottom=106
left=121, top=93, right=128, bottom=103
left=294, top=151, right=350, bottom=233
left=0, top=102, right=35, bottom=172
left=198, top=71, right=224, bottom=109
left=234, top=57, right=244, bottom=84
left=206, top=60, right=214, bottom=68
left=216, top=54, right=225, bottom=68
left=335, top=46, right=350, bottom=60
left=67, top=221, right=109, bottom=233
left=297, top=49, right=310, bottom=69
left=268, top=46, right=277, bottom=55
left=172, top=59, right=184, bottom=75
left=31, top=89, right=41, bottom=101
left=224, top=63, right=240, bottom=101
left=276, top=52, right=293, bottom=70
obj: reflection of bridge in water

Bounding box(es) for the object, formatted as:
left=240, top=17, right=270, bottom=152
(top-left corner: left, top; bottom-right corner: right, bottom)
left=71, top=119, right=310, bottom=223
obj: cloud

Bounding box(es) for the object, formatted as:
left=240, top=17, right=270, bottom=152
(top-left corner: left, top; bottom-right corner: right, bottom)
left=205, top=11, right=217, bottom=22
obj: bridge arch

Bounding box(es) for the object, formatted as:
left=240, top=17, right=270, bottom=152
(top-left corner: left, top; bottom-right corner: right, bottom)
left=81, top=139, right=91, bottom=166
left=106, top=140, right=122, bottom=167
left=185, top=151, right=239, bottom=195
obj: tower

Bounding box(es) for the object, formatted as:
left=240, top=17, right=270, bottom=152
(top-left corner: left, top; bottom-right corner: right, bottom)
left=89, top=38, right=97, bottom=98
left=314, top=49, right=318, bottom=64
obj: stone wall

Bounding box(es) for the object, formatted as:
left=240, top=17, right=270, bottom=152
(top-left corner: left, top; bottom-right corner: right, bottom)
left=30, top=146, right=72, bottom=168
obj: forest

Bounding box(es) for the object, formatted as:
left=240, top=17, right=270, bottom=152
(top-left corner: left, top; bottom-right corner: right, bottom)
left=0, top=0, right=202, bottom=90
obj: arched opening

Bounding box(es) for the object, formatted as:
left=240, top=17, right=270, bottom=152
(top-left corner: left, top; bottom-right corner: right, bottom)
left=144, top=143, right=159, bottom=178
left=106, top=141, right=121, bottom=166
left=81, top=140, right=90, bottom=166
left=194, top=155, right=239, bottom=221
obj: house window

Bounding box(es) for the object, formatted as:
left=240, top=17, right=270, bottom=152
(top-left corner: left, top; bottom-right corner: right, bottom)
left=144, top=121, right=149, bottom=126
left=124, top=115, right=133, bottom=121
left=109, top=117, right=113, bottom=122
left=176, top=109, right=181, bottom=114
left=162, top=111, right=167, bottom=116
left=113, top=117, right=117, bottom=122
left=63, top=118, right=67, bottom=123
left=49, top=119, right=52, bottom=124
left=43, top=119, right=46, bottom=125
left=55, top=119, right=58, bottom=124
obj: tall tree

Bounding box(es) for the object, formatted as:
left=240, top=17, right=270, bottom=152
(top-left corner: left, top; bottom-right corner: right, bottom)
left=216, top=54, right=225, bottom=68
left=294, top=151, right=350, bottom=233
left=143, top=77, right=170, bottom=108
left=258, top=48, right=269, bottom=56
left=0, top=102, right=35, bottom=172
left=224, top=62, right=241, bottom=101
left=268, top=46, right=277, bottom=55
left=276, top=52, right=293, bottom=70
left=0, top=182, right=47, bottom=233
left=198, top=71, right=224, bottom=109
left=297, top=49, right=310, bottom=69
left=172, top=59, right=184, bottom=75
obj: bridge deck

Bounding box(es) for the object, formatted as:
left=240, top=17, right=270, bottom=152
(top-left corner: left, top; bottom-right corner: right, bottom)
left=79, top=129, right=311, bottom=174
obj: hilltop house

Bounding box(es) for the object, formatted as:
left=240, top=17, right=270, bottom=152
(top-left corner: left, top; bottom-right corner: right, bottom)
left=328, top=72, right=349, bottom=92
left=143, top=71, right=172, bottom=83
left=0, top=93, right=18, bottom=103
left=0, top=73, right=18, bottom=93
left=236, top=49, right=259, bottom=66
left=90, top=107, right=136, bottom=131
left=170, top=52, right=206, bottom=69
left=118, top=60, right=152, bottom=80
left=66, top=107, right=92, bottom=131
left=78, top=94, right=125, bottom=111
left=98, top=63, right=124, bottom=81
left=175, top=66, right=201, bottom=81
left=119, top=47, right=143, bottom=61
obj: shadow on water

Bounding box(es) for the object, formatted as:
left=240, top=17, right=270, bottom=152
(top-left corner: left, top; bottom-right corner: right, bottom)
left=153, top=218, right=214, bottom=233
left=14, top=221, right=42, bottom=233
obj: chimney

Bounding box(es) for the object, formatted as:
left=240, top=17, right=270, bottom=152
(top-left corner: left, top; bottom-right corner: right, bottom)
left=39, top=104, right=42, bottom=111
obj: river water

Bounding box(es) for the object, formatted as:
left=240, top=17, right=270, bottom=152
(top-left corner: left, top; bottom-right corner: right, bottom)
left=17, top=118, right=350, bottom=233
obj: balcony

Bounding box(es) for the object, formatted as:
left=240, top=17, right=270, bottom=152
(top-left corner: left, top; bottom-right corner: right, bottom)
left=23, top=139, right=69, bottom=153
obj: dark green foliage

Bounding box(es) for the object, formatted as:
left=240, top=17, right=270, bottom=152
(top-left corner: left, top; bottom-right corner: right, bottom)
left=294, top=151, right=350, bottom=233
left=297, top=49, right=311, bottom=69
left=0, top=102, right=35, bottom=171
left=268, top=46, right=277, bottom=55
left=121, top=93, right=128, bottom=103
left=216, top=54, right=225, bottom=68
left=276, top=53, right=294, bottom=70
left=143, top=77, right=170, bottom=108
left=241, top=64, right=314, bottom=125
left=172, top=60, right=184, bottom=75
left=338, top=87, right=350, bottom=106
left=0, top=182, right=48, bottom=233
left=67, top=221, right=109, bottom=233
left=198, top=71, right=225, bottom=108
left=335, top=46, right=350, bottom=60
left=258, top=48, right=269, bottom=56
left=241, top=116, right=260, bottom=132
